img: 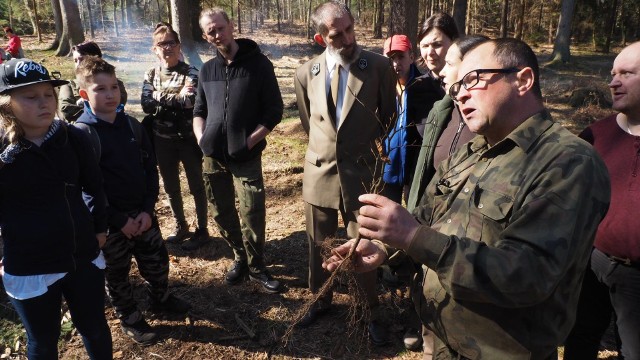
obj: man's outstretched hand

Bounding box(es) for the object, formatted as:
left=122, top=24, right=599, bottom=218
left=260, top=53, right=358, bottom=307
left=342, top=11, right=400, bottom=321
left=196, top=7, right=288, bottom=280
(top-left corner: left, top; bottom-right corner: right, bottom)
left=322, top=238, right=387, bottom=273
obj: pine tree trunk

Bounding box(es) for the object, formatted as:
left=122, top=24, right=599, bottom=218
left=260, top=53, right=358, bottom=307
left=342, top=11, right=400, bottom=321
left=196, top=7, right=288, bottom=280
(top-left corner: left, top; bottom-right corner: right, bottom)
left=113, top=0, right=119, bottom=36
left=22, top=0, right=38, bottom=35
left=276, top=0, right=281, bottom=32
left=33, top=0, right=42, bottom=42
left=500, top=0, right=509, bottom=38
left=389, top=0, right=419, bottom=46
left=452, top=0, right=467, bottom=37
left=55, top=0, right=85, bottom=56
left=170, top=0, right=203, bottom=67
left=603, top=0, right=619, bottom=53
left=47, top=0, right=62, bottom=50
left=86, top=0, right=95, bottom=38
left=550, top=0, right=577, bottom=63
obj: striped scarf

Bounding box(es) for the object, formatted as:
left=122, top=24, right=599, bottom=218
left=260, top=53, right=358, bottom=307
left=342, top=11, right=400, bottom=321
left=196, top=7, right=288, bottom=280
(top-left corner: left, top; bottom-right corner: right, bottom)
left=0, top=119, right=62, bottom=164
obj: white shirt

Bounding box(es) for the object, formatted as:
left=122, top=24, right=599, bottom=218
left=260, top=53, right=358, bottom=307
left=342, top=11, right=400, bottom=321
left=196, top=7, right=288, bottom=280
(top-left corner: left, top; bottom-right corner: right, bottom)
left=325, top=54, right=351, bottom=127
left=2, top=252, right=106, bottom=300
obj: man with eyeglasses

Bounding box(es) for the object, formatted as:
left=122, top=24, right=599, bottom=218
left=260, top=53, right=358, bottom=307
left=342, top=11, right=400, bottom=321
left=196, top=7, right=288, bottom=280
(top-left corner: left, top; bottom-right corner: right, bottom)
left=322, top=38, right=611, bottom=359
left=193, top=8, right=284, bottom=293
left=564, top=41, right=640, bottom=360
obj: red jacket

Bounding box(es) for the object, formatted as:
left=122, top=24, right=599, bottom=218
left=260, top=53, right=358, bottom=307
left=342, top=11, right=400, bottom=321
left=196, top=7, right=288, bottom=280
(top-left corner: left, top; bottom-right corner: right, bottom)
left=6, top=35, right=22, bottom=58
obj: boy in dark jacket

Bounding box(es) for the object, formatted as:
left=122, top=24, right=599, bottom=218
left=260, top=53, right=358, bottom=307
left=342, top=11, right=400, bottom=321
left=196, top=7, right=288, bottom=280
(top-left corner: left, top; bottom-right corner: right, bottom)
left=74, top=56, right=189, bottom=346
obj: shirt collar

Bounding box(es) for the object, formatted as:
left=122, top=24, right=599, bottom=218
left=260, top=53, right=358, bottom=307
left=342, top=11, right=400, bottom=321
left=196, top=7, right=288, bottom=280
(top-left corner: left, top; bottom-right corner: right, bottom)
left=325, top=51, right=351, bottom=72
left=505, top=110, right=554, bottom=152
left=468, top=110, right=554, bottom=154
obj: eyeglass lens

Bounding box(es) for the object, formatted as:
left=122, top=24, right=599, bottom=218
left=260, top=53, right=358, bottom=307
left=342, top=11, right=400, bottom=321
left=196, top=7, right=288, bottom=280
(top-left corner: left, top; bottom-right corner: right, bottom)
left=156, top=41, right=177, bottom=48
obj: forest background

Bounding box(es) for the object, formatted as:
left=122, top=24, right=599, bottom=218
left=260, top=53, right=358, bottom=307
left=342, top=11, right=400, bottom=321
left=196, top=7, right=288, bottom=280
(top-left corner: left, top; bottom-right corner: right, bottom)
left=0, top=0, right=633, bottom=359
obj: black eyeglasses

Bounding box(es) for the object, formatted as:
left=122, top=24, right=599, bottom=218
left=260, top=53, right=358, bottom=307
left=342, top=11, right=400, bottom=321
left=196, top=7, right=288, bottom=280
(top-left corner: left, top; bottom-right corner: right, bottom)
left=448, top=67, right=521, bottom=98
left=155, top=40, right=178, bottom=49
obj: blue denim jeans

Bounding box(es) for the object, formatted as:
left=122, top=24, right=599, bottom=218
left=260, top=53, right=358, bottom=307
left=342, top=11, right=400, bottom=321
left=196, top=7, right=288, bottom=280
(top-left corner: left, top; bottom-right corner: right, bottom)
left=565, top=248, right=640, bottom=360
left=9, top=261, right=112, bottom=360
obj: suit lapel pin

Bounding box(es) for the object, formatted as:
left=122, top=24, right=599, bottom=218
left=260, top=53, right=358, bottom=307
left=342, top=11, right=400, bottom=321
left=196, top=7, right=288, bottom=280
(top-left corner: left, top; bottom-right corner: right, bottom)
left=311, top=63, right=320, bottom=76
left=358, top=58, right=367, bottom=70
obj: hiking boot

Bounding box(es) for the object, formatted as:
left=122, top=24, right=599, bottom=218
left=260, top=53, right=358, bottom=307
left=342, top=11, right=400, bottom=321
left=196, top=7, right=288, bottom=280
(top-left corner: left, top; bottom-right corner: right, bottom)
left=166, top=221, right=189, bottom=244
left=151, top=293, right=191, bottom=314
left=180, top=227, right=210, bottom=251
left=249, top=269, right=282, bottom=293
left=225, top=259, right=248, bottom=285
left=121, top=313, right=157, bottom=346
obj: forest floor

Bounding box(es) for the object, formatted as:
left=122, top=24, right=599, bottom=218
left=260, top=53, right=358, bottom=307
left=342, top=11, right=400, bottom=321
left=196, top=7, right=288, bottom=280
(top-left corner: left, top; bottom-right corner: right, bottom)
left=0, top=20, right=621, bottom=360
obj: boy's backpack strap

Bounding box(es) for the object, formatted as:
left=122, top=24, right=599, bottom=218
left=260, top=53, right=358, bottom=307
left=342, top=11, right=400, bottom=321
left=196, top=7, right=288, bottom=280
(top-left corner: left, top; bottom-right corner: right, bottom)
left=72, top=122, right=101, bottom=161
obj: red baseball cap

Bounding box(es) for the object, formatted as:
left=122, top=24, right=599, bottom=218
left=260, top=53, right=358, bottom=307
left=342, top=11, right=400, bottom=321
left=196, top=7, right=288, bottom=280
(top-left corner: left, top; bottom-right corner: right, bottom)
left=383, top=35, right=412, bottom=56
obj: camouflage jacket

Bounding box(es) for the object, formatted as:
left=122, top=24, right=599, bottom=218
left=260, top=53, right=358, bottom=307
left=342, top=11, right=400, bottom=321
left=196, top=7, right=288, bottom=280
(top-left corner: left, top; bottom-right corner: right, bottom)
left=141, top=61, right=198, bottom=138
left=406, top=111, right=610, bottom=359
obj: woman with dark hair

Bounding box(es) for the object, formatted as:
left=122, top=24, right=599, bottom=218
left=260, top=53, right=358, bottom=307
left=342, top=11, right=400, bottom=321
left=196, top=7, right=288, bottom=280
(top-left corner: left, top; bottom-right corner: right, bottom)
left=408, top=35, right=489, bottom=213
left=141, top=23, right=209, bottom=250
left=58, top=41, right=128, bottom=122
left=404, top=34, right=489, bottom=358
left=417, top=13, right=459, bottom=82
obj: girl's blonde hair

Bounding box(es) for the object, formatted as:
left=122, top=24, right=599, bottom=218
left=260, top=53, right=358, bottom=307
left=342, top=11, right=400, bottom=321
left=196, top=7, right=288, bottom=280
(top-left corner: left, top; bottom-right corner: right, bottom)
left=0, top=90, right=59, bottom=144
left=0, top=94, right=23, bottom=144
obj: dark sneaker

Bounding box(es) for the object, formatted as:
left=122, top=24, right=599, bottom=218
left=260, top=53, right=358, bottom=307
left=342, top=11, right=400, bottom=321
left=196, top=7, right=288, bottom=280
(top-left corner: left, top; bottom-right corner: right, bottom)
left=368, top=320, right=390, bottom=346
left=225, top=259, right=248, bottom=285
left=151, top=293, right=191, bottom=314
left=249, top=269, right=282, bottom=293
left=121, top=313, right=157, bottom=346
left=403, top=327, right=423, bottom=351
left=180, top=227, right=209, bottom=251
left=166, top=222, right=189, bottom=244
left=296, top=300, right=331, bottom=328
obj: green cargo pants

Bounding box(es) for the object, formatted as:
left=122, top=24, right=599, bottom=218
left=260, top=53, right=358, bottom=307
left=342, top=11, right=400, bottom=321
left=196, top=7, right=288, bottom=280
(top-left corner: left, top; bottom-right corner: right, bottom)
left=202, top=155, right=266, bottom=272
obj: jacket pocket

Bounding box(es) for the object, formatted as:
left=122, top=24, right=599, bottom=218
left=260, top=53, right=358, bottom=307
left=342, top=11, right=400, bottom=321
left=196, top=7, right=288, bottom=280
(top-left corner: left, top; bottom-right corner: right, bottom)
left=305, top=149, right=319, bottom=167
left=474, top=187, right=513, bottom=243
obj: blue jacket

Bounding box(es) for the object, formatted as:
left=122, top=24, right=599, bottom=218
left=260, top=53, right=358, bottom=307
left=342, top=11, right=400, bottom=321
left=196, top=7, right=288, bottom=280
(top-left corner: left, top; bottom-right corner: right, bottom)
left=76, top=108, right=159, bottom=231
left=384, top=64, right=444, bottom=186
left=0, top=123, right=106, bottom=275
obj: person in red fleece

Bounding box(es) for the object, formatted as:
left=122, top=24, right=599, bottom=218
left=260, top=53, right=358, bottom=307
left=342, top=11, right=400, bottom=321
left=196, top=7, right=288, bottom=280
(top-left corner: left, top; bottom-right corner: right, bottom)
left=3, top=27, right=23, bottom=59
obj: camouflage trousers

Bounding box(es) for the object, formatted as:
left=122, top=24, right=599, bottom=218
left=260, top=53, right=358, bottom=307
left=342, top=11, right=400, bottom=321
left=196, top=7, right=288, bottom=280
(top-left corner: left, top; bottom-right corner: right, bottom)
left=103, top=217, right=169, bottom=320
left=202, top=155, right=266, bottom=272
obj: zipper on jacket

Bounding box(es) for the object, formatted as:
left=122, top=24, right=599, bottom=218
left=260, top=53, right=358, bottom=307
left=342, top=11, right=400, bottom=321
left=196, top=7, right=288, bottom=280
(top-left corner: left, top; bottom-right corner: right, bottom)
left=448, top=120, right=466, bottom=157
left=223, top=66, right=230, bottom=136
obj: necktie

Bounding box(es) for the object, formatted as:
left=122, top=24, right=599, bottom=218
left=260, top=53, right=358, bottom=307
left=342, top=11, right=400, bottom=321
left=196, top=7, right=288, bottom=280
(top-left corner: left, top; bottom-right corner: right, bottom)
left=328, top=65, right=341, bottom=119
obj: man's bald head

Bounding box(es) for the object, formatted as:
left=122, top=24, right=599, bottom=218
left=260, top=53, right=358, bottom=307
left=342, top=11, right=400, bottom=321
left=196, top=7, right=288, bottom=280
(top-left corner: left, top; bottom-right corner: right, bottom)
left=610, top=41, right=640, bottom=116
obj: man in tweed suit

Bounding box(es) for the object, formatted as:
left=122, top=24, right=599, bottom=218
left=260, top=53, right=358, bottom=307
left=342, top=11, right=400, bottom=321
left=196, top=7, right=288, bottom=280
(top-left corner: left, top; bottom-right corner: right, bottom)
left=293, top=1, right=396, bottom=344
